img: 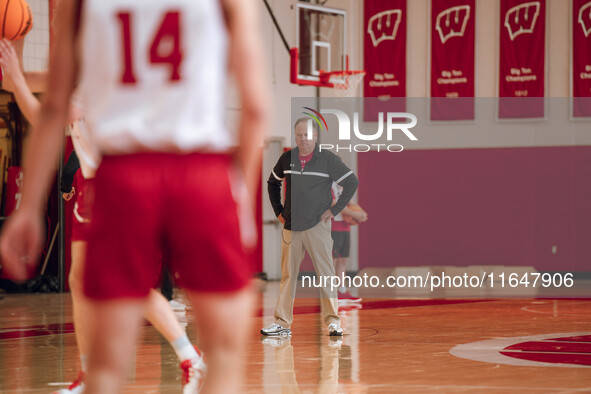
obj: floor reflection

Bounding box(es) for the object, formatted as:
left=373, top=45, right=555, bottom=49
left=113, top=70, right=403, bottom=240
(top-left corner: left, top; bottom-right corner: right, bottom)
left=260, top=304, right=362, bottom=393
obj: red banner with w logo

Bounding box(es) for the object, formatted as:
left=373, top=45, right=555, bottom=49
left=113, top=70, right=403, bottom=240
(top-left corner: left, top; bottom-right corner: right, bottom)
left=573, top=0, right=591, bottom=117
left=364, top=0, right=407, bottom=121
left=499, top=0, right=545, bottom=118
left=430, top=0, right=475, bottom=120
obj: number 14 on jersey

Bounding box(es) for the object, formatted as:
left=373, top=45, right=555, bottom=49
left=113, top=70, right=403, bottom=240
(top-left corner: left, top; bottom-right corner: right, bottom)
left=116, top=11, right=183, bottom=85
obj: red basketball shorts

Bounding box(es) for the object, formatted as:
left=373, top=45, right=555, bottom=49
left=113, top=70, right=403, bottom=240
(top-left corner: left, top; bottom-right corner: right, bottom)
left=83, top=153, right=255, bottom=299
left=71, top=177, right=94, bottom=242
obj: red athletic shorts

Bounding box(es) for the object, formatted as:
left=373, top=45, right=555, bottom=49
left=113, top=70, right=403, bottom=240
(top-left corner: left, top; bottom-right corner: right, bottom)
left=83, top=153, right=255, bottom=299
left=71, top=178, right=94, bottom=242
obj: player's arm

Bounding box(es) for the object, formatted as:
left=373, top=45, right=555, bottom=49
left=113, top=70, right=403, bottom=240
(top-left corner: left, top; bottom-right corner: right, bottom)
left=0, top=39, right=42, bottom=126
left=0, top=37, right=24, bottom=92
left=341, top=205, right=367, bottom=222
left=222, top=0, right=270, bottom=203
left=0, top=0, right=80, bottom=279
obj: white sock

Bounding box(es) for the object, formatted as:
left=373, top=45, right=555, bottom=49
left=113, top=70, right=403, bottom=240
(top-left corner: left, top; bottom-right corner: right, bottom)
left=172, top=334, right=198, bottom=361
left=339, top=286, right=347, bottom=294
left=80, top=354, right=88, bottom=373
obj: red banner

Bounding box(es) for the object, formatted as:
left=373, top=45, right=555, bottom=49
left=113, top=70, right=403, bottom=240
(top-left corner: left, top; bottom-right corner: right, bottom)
left=573, top=0, right=591, bottom=117
left=430, top=0, right=475, bottom=120
left=498, top=0, right=545, bottom=118
left=364, top=0, right=406, bottom=121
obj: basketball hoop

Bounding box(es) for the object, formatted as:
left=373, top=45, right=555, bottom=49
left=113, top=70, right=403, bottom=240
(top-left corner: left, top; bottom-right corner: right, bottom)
left=321, top=70, right=365, bottom=97
left=290, top=47, right=365, bottom=96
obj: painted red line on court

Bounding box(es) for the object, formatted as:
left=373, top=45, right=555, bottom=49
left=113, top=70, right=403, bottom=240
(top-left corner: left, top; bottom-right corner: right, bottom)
left=255, top=299, right=489, bottom=317
left=0, top=321, right=153, bottom=340
left=355, top=299, right=491, bottom=310
left=0, top=323, right=75, bottom=340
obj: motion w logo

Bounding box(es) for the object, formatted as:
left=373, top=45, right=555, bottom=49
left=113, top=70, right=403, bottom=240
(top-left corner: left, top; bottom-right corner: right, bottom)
left=367, top=10, right=403, bottom=47
left=436, top=5, right=471, bottom=44
left=579, top=1, right=591, bottom=37
left=504, top=2, right=541, bottom=41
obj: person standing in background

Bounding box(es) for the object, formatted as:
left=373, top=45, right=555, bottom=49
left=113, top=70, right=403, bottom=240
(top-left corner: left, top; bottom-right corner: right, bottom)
left=261, top=118, right=358, bottom=337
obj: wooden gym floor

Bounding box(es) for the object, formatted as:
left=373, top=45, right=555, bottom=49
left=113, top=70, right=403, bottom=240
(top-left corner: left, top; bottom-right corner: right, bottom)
left=0, top=281, right=590, bottom=393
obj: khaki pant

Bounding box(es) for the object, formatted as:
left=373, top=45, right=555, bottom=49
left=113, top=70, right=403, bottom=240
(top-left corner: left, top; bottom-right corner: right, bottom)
left=274, top=220, right=340, bottom=328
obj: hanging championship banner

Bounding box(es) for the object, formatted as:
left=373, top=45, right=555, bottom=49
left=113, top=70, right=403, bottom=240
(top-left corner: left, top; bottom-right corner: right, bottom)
left=498, top=0, right=545, bottom=119
left=573, top=0, right=591, bottom=117
left=430, top=0, right=475, bottom=120
left=364, top=0, right=407, bottom=121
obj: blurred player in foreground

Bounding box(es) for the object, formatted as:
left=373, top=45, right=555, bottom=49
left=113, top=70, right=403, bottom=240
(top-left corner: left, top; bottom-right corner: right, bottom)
left=0, top=0, right=268, bottom=392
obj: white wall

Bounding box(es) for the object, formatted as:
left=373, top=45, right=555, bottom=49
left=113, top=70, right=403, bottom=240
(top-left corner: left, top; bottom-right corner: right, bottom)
left=22, top=0, right=50, bottom=72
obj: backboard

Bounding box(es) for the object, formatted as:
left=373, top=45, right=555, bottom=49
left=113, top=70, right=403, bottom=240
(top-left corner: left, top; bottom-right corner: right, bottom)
left=294, top=3, right=346, bottom=84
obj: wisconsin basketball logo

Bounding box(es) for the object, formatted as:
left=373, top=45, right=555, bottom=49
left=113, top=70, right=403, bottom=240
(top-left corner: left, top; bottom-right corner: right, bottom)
left=579, top=1, right=591, bottom=37
left=367, top=10, right=403, bottom=47
left=504, top=1, right=541, bottom=41
left=436, top=5, right=471, bottom=44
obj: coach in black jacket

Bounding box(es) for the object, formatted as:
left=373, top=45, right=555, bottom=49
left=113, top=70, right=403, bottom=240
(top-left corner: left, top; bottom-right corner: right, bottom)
left=261, top=118, right=359, bottom=337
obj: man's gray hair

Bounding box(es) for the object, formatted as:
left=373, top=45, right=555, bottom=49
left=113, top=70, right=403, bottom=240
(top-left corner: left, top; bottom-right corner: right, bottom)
left=294, top=117, right=319, bottom=133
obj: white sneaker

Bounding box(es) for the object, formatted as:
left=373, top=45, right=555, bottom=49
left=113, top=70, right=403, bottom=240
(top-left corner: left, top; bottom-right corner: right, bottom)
left=260, top=323, right=291, bottom=337
left=169, top=299, right=186, bottom=311
left=180, top=348, right=206, bottom=394
left=52, top=371, right=84, bottom=394
left=328, top=322, right=343, bottom=336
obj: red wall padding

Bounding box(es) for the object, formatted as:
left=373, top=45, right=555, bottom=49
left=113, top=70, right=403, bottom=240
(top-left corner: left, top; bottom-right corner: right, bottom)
left=357, top=146, right=591, bottom=272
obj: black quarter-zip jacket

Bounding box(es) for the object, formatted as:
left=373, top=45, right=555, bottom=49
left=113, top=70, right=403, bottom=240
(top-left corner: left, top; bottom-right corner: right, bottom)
left=268, top=145, right=359, bottom=231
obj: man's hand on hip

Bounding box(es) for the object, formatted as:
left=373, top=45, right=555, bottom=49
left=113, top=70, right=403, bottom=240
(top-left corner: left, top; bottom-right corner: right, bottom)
left=321, top=209, right=334, bottom=223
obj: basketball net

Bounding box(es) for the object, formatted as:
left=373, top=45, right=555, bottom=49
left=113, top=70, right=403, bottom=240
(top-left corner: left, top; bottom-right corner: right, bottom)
left=327, top=71, right=365, bottom=97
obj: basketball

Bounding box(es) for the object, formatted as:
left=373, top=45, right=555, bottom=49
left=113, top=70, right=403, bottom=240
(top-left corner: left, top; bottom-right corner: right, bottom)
left=0, top=0, right=33, bottom=41
left=342, top=203, right=367, bottom=226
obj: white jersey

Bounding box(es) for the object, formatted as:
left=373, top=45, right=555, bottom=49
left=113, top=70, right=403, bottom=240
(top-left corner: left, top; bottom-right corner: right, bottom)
left=77, top=0, right=232, bottom=155
left=332, top=181, right=344, bottom=221
left=69, top=118, right=101, bottom=179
